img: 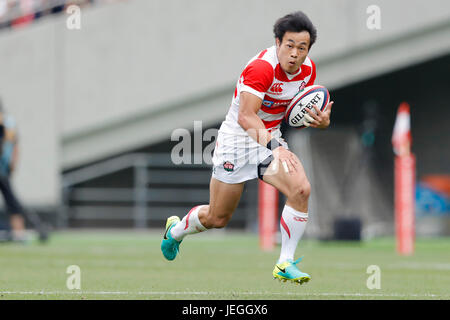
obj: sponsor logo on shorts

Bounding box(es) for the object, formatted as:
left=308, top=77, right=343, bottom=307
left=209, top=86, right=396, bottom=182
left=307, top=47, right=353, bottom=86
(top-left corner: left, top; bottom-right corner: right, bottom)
left=223, top=161, right=235, bottom=172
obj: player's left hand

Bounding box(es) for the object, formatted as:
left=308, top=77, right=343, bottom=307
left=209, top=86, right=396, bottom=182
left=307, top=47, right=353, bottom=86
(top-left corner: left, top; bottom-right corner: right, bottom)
left=303, top=101, right=334, bottom=129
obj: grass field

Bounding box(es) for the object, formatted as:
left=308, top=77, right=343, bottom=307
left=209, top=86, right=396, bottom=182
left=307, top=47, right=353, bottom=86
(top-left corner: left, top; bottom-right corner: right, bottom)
left=0, top=230, right=449, bottom=300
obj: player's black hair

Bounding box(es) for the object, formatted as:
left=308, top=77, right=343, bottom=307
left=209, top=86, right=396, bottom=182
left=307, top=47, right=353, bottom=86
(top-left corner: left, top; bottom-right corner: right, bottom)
left=273, top=11, right=317, bottom=48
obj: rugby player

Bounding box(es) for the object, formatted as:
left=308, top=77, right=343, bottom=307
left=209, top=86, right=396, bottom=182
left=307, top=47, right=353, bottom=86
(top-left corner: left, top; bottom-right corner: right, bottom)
left=161, top=11, right=334, bottom=284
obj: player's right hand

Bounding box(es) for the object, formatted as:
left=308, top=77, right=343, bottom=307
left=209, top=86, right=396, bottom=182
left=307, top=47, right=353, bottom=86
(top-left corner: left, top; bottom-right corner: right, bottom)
left=272, top=146, right=299, bottom=174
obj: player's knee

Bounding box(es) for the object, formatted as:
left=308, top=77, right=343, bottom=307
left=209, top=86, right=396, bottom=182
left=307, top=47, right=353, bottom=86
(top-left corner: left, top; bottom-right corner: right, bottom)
left=211, top=216, right=229, bottom=229
left=289, top=180, right=311, bottom=203
left=204, top=212, right=230, bottom=229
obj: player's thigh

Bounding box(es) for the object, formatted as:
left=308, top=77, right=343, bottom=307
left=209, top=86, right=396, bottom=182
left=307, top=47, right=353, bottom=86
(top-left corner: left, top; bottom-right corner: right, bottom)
left=208, top=177, right=244, bottom=221
left=261, top=153, right=310, bottom=198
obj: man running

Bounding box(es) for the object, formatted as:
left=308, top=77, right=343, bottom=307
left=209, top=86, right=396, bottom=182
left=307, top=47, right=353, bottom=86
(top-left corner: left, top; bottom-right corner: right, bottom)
left=161, top=11, right=334, bottom=284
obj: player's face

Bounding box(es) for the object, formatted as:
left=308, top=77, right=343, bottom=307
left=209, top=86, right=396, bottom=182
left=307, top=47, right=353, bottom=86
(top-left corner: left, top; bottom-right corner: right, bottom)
left=276, top=31, right=310, bottom=74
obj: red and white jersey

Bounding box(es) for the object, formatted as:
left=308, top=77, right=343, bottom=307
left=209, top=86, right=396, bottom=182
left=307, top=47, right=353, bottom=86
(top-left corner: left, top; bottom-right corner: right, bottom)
left=219, top=45, right=316, bottom=144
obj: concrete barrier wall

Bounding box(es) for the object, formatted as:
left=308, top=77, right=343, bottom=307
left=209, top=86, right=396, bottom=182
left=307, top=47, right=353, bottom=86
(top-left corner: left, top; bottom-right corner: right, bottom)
left=60, top=0, right=450, bottom=137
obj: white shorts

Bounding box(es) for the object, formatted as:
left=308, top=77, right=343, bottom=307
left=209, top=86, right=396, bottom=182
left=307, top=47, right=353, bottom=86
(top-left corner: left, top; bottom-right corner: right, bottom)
left=211, top=129, right=288, bottom=184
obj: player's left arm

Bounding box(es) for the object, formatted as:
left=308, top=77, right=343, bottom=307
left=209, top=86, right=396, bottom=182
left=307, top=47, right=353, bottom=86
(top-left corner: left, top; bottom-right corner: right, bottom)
left=303, top=59, right=334, bottom=129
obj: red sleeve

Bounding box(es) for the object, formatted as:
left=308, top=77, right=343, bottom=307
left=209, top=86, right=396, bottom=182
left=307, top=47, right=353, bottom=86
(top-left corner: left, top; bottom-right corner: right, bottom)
left=306, top=58, right=316, bottom=86
left=241, top=59, right=274, bottom=94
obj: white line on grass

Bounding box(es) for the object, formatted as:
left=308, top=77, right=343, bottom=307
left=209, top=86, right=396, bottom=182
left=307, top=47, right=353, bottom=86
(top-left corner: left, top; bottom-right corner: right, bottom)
left=0, top=291, right=447, bottom=298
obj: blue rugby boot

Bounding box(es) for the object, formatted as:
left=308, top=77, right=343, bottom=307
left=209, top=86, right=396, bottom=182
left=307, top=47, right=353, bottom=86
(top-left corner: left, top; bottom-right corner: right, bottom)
left=273, top=257, right=311, bottom=285
left=161, top=216, right=182, bottom=261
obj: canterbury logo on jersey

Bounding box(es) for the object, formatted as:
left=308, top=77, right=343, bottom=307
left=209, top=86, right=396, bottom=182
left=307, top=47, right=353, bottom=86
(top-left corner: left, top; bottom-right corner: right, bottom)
left=269, top=83, right=283, bottom=94
left=294, top=217, right=308, bottom=222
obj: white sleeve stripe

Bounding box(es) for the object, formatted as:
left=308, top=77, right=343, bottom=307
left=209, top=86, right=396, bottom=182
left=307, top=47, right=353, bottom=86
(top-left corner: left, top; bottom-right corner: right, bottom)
left=240, top=85, right=265, bottom=99
left=303, top=56, right=312, bottom=67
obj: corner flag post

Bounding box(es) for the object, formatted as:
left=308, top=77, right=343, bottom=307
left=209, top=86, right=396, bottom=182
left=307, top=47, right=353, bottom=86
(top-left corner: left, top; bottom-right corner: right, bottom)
left=258, top=180, right=278, bottom=251
left=392, top=102, right=415, bottom=255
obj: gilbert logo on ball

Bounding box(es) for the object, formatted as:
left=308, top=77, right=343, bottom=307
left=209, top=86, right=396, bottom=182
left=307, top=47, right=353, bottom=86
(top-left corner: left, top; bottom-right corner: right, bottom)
left=285, top=85, right=330, bottom=129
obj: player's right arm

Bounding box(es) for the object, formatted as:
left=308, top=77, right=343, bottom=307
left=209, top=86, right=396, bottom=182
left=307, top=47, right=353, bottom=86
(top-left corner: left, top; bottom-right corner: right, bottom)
left=238, top=92, right=298, bottom=173
left=236, top=58, right=299, bottom=173
left=237, top=92, right=272, bottom=148
left=236, top=59, right=276, bottom=146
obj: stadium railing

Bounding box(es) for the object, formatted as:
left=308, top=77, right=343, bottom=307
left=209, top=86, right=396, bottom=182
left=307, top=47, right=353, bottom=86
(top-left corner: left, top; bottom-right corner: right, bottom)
left=61, top=153, right=255, bottom=230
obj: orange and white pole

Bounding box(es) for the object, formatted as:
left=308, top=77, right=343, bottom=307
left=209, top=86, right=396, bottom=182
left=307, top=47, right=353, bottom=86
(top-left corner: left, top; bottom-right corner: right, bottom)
left=258, top=180, right=278, bottom=251
left=394, top=154, right=415, bottom=255
left=392, top=102, right=415, bottom=255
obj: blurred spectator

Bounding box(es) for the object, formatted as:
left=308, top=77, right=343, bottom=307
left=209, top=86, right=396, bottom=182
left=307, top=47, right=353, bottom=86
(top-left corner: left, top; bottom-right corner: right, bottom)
left=0, top=0, right=10, bottom=29
left=0, top=0, right=102, bottom=31
left=50, top=0, right=64, bottom=14
left=34, top=0, right=49, bottom=20
left=10, top=0, right=35, bottom=29
left=0, top=98, right=28, bottom=242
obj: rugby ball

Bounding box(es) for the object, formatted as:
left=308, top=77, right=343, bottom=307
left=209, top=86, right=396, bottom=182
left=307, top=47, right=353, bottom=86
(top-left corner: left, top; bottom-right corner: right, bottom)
left=285, top=85, right=330, bottom=129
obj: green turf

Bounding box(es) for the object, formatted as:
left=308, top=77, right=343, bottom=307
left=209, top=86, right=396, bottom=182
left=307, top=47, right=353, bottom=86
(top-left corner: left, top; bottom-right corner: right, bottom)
left=0, top=230, right=449, bottom=300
